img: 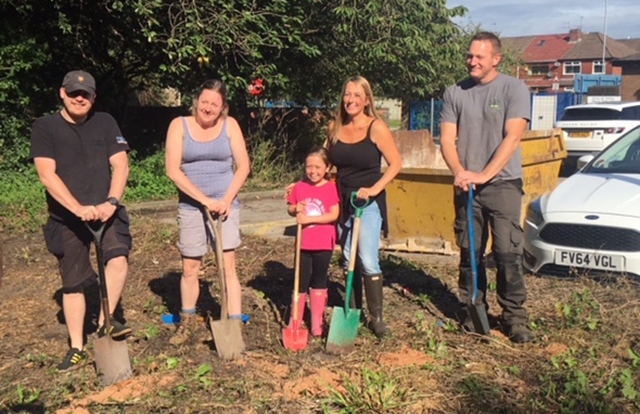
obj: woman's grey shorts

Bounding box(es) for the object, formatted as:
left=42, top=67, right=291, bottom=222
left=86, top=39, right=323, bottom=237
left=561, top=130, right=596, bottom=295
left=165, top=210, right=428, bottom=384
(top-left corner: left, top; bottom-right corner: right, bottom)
left=177, top=207, right=241, bottom=257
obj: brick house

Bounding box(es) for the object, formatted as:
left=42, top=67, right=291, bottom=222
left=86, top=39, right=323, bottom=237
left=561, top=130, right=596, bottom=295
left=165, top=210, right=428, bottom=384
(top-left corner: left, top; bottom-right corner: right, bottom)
left=614, top=39, right=640, bottom=101
left=503, top=29, right=640, bottom=98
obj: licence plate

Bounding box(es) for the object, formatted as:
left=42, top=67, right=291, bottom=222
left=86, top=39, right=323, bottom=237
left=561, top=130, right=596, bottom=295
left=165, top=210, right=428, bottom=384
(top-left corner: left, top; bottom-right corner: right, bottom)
left=554, top=250, right=624, bottom=271
left=569, top=131, right=591, bottom=138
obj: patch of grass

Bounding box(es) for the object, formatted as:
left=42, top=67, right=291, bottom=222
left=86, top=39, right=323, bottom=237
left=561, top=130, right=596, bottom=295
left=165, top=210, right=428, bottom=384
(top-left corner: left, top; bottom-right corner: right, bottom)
left=457, top=375, right=495, bottom=400
left=322, top=368, right=412, bottom=413
left=142, top=297, right=168, bottom=316
left=15, top=385, right=41, bottom=405
left=413, top=311, right=448, bottom=357
left=534, top=347, right=639, bottom=413
left=139, top=324, right=161, bottom=340
left=166, top=356, right=180, bottom=370
left=555, top=288, right=600, bottom=331
left=244, top=138, right=299, bottom=191
left=195, top=364, right=213, bottom=389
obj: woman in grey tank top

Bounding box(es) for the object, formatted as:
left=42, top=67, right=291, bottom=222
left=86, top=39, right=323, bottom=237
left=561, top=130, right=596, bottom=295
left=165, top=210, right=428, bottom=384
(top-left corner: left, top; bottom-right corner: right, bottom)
left=165, top=80, right=251, bottom=345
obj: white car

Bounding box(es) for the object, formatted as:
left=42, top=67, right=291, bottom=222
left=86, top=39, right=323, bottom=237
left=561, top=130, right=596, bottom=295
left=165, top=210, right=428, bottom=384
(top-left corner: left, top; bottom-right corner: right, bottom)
left=555, top=101, right=640, bottom=157
left=524, top=124, right=640, bottom=280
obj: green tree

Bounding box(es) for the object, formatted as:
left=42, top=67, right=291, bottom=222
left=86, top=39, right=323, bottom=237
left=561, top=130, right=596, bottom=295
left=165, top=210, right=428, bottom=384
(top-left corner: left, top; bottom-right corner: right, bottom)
left=133, top=0, right=321, bottom=101
left=0, top=4, right=50, bottom=173
left=0, top=0, right=472, bottom=167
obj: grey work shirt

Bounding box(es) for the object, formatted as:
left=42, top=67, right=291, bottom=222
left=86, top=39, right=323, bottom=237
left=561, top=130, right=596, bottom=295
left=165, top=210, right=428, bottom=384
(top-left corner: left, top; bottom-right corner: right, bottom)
left=440, top=73, right=531, bottom=181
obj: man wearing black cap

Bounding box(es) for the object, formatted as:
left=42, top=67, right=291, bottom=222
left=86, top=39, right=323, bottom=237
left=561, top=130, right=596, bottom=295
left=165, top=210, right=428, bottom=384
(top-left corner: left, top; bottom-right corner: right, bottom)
left=29, top=70, right=133, bottom=371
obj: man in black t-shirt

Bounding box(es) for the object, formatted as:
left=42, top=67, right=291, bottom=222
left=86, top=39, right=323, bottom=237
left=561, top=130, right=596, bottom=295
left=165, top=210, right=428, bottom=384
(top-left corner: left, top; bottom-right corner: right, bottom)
left=30, top=70, right=133, bottom=371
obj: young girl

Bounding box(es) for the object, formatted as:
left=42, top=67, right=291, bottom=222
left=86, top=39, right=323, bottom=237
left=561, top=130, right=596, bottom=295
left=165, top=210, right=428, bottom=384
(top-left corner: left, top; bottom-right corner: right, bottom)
left=286, top=146, right=340, bottom=336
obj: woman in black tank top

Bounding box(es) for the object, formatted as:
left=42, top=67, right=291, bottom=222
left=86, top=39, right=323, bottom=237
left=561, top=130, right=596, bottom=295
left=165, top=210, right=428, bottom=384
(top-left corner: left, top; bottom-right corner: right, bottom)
left=326, top=76, right=402, bottom=338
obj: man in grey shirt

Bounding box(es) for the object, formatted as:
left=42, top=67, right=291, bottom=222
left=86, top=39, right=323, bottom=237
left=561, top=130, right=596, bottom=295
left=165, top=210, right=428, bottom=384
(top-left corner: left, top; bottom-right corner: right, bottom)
left=440, top=31, right=534, bottom=343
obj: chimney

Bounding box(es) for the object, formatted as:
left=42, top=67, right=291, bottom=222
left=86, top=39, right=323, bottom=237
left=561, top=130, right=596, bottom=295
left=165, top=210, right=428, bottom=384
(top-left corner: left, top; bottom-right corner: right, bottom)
left=569, top=28, right=582, bottom=43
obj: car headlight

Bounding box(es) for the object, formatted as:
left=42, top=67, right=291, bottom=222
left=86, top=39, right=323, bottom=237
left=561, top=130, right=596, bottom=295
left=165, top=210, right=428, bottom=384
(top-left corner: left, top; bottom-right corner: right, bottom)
left=526, top=198, right=544, bottom=227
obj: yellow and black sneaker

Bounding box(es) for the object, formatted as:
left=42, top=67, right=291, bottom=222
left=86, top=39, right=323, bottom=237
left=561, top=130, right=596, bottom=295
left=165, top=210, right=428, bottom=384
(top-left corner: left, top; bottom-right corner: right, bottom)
left=97, top=318, right=132, bottom=339
left=57, top=348, right=88, bottom=372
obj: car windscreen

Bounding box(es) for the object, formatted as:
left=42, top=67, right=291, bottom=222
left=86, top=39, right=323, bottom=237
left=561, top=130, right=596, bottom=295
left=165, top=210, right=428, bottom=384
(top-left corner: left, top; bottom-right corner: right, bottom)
left=585, top=126, right=640, bottom=174
left=560, top=108, right=622, bottom=121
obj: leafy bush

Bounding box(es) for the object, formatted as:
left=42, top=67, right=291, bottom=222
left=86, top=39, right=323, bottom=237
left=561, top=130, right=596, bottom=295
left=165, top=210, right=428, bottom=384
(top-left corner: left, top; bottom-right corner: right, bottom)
left=0, top=168, right=46, bottom=233
left=125, top=149, right=176, bottom=202
left=0, top=116, right=33, bottom=175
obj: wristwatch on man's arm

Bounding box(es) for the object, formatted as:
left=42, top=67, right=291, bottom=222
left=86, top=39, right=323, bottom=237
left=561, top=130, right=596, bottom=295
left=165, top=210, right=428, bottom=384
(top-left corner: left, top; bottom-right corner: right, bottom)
left=107, top=196, right=120, bottom=207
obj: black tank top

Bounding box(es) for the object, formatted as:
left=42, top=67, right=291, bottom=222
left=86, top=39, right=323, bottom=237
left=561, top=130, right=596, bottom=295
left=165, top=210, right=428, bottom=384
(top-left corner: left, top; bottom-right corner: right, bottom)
left=329, top=120, right=388, bottom=236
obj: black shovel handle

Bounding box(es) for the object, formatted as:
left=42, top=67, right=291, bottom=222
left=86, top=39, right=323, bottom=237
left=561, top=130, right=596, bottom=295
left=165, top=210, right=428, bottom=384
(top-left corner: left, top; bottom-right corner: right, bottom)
left=86, top=221, right=111, bottom=332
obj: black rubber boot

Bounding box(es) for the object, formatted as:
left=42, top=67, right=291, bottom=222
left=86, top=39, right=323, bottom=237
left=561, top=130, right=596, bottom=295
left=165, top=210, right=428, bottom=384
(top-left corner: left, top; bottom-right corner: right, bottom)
left=363, top=274, right=387, bottom=338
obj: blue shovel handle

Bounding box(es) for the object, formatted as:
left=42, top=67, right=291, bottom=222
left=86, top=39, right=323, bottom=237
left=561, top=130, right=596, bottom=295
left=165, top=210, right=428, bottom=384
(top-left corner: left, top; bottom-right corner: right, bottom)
left=467, top=187, right=479, bottom=304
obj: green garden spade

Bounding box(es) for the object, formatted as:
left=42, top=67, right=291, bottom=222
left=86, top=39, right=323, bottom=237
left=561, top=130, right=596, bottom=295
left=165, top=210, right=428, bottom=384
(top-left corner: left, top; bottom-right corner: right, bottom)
left=326, top=193, right=371, bottom=354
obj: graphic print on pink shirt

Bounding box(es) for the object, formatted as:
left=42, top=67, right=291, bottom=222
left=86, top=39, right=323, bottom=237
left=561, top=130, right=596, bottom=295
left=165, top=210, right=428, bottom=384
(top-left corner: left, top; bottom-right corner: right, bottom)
left=287, top=181, right=339, bottom=251
left=303, top=197, right=326, bottom=228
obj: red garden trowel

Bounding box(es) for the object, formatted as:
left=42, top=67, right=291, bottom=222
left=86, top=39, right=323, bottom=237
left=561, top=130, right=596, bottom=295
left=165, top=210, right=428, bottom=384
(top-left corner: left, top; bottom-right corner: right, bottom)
left=86, top=221, right=132, bottom=386
left=467, top=187, right=490, bottom=335
left=326, top=192, right=371, bottom=354
left=282, top=223, right=308, bottom=351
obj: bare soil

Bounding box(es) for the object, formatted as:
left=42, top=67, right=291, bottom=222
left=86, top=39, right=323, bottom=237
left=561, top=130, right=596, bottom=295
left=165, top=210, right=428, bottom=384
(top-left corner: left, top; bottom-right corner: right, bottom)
left=1, top=213, right=639, bottom=413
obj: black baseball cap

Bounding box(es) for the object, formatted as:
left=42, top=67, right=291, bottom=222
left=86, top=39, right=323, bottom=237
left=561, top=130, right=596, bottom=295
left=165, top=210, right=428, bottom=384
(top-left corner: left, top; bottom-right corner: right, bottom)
left=62, top=70, right=96, bottom=95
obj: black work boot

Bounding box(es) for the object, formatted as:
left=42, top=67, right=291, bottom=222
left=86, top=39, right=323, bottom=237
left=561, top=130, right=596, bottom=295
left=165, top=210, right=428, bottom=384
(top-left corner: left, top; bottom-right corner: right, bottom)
left=363, top=274, right=387, bottom=338
left=506, top=323, right=535, bottom=344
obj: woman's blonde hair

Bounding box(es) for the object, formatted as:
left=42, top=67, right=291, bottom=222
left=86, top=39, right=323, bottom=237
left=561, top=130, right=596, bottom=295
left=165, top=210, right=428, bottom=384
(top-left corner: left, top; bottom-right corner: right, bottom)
left=329, top=75, right=380, bottom=144
left=191, top=79, right=229, bottom=118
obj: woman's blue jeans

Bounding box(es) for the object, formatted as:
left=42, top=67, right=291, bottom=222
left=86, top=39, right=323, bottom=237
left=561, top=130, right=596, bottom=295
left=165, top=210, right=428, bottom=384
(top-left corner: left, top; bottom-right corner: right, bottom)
left=337, top=200, right=382, bottom=276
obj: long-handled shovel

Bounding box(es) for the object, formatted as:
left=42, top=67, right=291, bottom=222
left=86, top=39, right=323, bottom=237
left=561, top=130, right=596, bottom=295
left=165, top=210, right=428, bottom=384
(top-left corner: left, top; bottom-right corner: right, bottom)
left=467, top=187, right=490, bottom=335
left=326, top=193, right=370, bottom=354
left=86, top=221, right=132, bottom=386
left=204, top=210, right=246, bottom=360
left=283, top=223, right=308, bottom=351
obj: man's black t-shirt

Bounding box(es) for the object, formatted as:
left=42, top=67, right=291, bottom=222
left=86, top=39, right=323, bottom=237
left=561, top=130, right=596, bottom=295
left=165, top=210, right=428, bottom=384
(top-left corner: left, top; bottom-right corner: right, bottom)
left=29, top=111, right=130, bottom=221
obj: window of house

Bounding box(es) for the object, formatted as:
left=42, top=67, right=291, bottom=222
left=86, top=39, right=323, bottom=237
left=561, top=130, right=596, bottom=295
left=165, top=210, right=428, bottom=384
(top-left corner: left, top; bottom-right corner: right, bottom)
left=593, top=61, right=605, bottom=74
left=529, top=65, right=549, bottom=76
left=563, top=61, right=581, bottom=75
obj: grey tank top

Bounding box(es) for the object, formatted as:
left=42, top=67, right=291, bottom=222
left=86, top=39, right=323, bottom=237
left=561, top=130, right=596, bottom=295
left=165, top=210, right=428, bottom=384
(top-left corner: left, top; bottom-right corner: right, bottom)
left=178, top=117, right=239, bottom=211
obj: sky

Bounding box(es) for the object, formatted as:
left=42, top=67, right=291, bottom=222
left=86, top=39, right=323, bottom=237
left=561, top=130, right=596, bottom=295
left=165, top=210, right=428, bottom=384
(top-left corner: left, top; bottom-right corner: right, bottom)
left=448, top=0, right=640, bottom=40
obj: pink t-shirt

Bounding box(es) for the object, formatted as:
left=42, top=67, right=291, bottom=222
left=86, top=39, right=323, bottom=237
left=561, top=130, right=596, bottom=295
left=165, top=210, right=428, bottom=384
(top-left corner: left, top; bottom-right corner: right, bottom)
left=287, top=180, right=339, bottom=251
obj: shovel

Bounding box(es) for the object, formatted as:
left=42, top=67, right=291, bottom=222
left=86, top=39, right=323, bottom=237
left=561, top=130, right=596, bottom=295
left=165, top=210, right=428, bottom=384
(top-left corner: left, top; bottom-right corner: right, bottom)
left=86, top=221, right=132, bottom=386
left=204, top=210, right=246, bottom=360
left=466, top=187, right=490, bottom=335
left=326, top=192, right=370, bottom=354
left=282, top=223, right=309, bottom=351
